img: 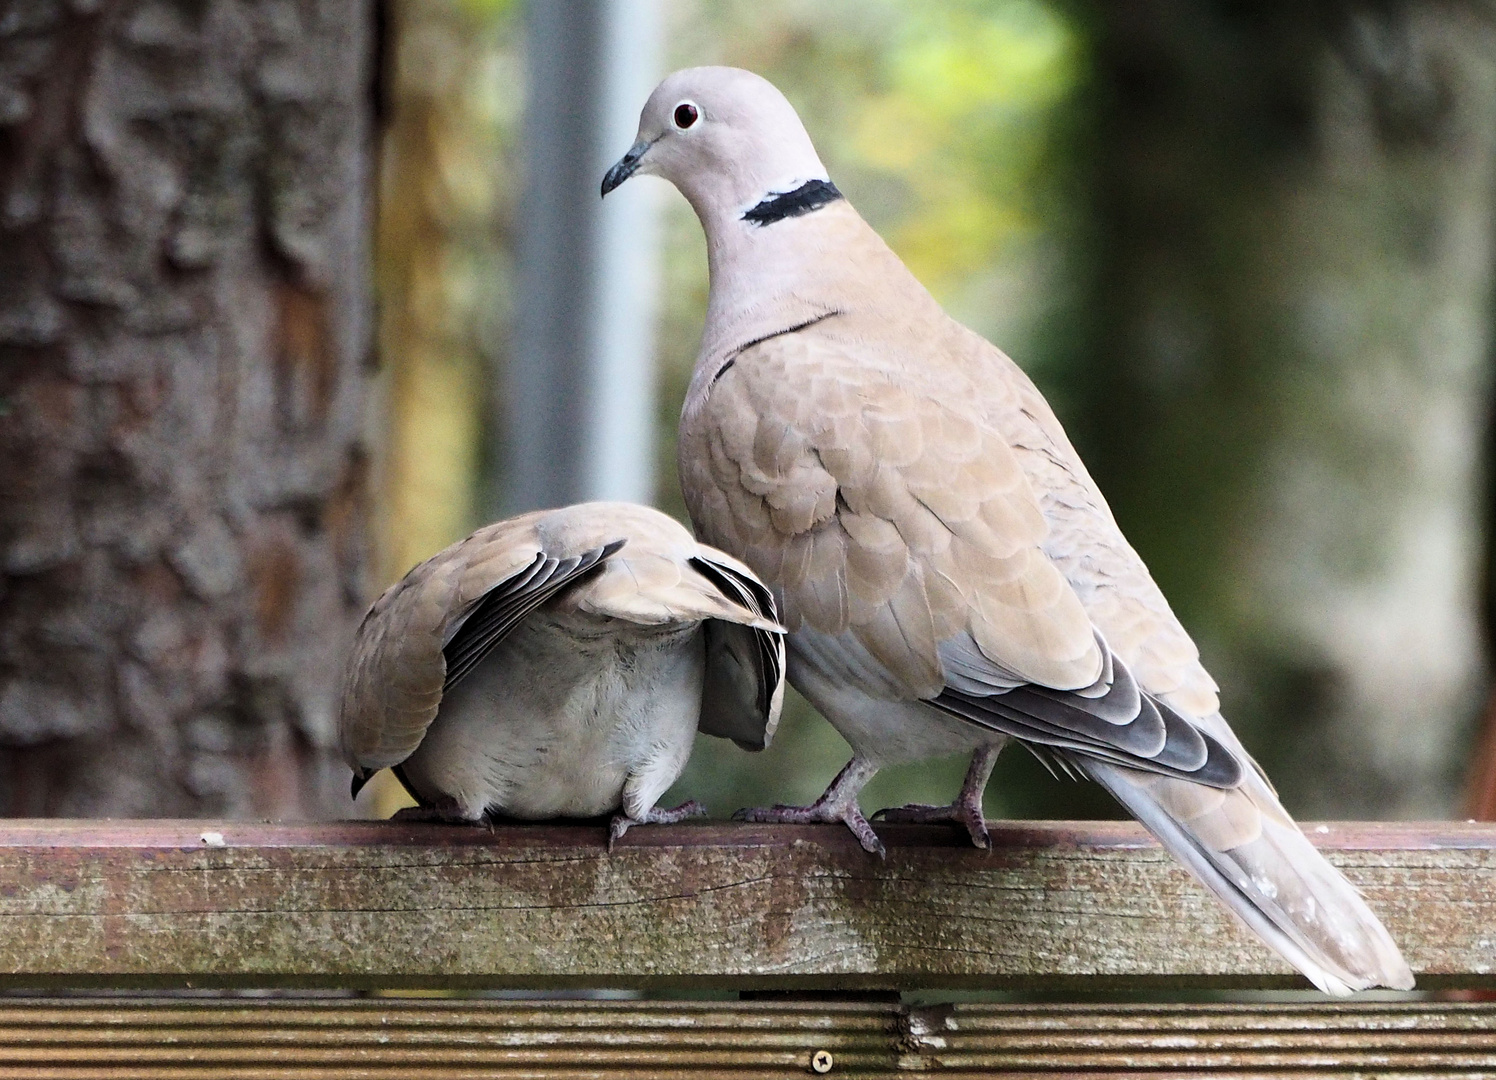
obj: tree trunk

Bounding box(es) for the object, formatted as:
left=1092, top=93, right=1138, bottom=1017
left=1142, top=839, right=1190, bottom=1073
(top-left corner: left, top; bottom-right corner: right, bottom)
left=0, top=0, right=374, bottom=817
left=1082, top=1, right=1496, bottom=817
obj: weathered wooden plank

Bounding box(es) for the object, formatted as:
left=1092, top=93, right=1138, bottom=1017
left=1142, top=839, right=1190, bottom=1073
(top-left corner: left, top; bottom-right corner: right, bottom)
left=0, top=820, right=1490, bottom=990
left=0, top=998, right=1494, bottom=1077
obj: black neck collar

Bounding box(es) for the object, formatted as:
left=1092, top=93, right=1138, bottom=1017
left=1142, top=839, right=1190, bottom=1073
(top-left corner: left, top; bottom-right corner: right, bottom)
left=741, top=179, right=843, bottom=227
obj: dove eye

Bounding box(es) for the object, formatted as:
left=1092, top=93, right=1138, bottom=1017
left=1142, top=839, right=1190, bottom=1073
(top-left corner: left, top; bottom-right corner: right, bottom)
left=673, top=102, right=700, bottom=129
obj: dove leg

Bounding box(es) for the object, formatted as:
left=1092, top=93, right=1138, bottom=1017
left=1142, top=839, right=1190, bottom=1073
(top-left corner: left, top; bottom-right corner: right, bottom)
left=732, top=755, right=886, bottom=857
left=871, top=740, right=1006, bottom=849
left=608, top=724, right=708, bottom=849
left=609, top=800, right=708, bottom=849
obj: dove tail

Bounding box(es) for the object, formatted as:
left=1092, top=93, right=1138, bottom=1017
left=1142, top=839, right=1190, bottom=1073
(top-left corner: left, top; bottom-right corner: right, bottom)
left=1081, top=758, right=1414, bottom=995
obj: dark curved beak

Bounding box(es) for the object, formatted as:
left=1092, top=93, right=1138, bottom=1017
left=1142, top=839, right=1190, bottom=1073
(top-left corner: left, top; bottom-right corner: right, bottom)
left=601, top=138, right=652, bottom=197
left=350, top=768, right=371, bottom=801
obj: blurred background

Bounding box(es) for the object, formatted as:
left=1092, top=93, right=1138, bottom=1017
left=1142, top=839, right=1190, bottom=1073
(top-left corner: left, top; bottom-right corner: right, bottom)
left=2, top=0, right=1495, bottom=825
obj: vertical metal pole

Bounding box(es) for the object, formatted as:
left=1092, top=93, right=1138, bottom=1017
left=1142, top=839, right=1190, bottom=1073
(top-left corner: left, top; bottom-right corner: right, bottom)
left=588, top=0, right=662, bottom=504
left=507, top=0, right=661, bottom=514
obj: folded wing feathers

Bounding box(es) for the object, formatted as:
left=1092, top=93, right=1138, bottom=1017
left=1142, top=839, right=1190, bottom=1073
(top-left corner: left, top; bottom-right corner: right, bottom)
left=563, top=534, right=787, bottom=753
left=686, top=333, right=1102, bottom=696
left=689, top=555, right=788, bottom=749
left=1146, top=697, right=1213, bottom=773
left=689, top=554, right=787, bottom=713
left=442, top=541, right=624, bottom=692
left=1001, top=679, right=1167, bottom=758
left=932, top=678, right=1242, bottom=789
left=339, top=519, right=548, bottom=770
left=1025, top=641, right=1138, bottom=722
left=926, top=625, right=1238, bottom=787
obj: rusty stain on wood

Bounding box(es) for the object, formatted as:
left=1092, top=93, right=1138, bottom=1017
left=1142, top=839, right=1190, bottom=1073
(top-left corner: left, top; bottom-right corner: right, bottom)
left=1463, top=683, right=1496, bottom=820
left=0, top=998, right=1492, bottom=1077
left=245, top=520, right=302, bottom=644
left=0, top=820, right=1489, bottom=992
left=275, top=280, right=336, bottom=429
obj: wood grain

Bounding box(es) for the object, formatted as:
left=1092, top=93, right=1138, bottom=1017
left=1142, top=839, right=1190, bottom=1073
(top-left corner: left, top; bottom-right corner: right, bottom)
left=0, top=998, right=1493, bottom=1077
left=0, top=820, right=1489, bottom=991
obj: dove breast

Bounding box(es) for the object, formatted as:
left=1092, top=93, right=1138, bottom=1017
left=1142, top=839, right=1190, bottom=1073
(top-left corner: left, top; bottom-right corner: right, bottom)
left=401, top=601, right=705, bottom=820
left=339, top=502, right=785, bottom=822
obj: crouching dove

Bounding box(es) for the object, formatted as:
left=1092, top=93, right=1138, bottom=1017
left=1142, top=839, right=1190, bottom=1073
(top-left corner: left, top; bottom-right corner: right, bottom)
left=341, top=502, right=785, bottom=844
left=601, top=66, right=1413, bottom=993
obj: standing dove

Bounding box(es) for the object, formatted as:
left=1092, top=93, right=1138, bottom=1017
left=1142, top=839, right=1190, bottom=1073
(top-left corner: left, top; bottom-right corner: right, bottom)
left=341, top=502, right=784, bottom=843
left=602, top=66, right=1413, bottom=993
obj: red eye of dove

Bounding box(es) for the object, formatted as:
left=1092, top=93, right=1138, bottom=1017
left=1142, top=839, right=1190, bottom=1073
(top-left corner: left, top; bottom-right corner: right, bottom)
left=673, top=102, right=699, bottom=129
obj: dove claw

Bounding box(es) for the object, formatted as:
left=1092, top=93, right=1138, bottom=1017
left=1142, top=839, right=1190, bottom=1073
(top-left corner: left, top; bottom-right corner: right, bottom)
left=848, top=811, right=888, bottom=858
left=609, top=799, right=709, bottom=850
left=389, top=798, right=475, bottom=825
left=732, top=803, right=805, bottom=823
left=873, top=800, right=990, bottom=849
left=731, top=800, right=886, bottom=856
left=870, top=744, right=999, bottom=849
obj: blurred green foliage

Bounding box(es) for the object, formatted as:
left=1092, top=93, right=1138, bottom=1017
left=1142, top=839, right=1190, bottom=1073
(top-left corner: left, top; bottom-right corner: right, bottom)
left=375, top=0, right=524, bottom=590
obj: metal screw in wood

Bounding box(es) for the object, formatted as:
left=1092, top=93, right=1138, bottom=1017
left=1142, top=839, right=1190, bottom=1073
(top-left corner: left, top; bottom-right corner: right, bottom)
left=810, top=1048, right=833, bottom=1073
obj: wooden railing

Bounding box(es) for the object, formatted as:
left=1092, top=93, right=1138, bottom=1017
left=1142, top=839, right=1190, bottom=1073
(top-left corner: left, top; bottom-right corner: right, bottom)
left=0, top=819, right=1492, bottom=1075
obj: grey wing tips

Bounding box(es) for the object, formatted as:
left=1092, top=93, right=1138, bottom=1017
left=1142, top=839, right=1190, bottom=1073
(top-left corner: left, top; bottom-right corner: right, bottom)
left=442, top=540, right=625, bottom=692
left=689, top=555, right=786, bottom=751
left=933, top=649, right=1243, bottom=789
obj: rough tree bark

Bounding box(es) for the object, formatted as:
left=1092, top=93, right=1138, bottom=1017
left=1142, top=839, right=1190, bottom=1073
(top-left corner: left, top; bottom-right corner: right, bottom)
left=1081, top=2, right=1496, bottom=817
left=0, top=0, right=374, bottom=817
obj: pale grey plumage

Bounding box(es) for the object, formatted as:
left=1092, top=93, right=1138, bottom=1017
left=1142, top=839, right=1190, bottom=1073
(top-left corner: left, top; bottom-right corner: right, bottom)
left=340, top=502, right=785, bottom=838
left=603, top=65, right=1413, bottom=994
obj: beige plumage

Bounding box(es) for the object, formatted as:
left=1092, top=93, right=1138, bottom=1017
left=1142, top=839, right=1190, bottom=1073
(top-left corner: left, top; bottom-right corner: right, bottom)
left=602, top=66, right=1413, bottom=993
left=340, top=502, right=785, bottom=842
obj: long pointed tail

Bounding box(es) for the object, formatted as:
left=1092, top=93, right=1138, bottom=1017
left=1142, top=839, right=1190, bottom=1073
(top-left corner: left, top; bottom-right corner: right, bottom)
left=1081, top=751, right=1413, bottom=995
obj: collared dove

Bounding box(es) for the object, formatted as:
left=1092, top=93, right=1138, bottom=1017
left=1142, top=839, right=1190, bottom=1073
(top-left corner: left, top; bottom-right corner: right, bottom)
left=340, top=502, right=785, bottom=844
left=602, top=66, right=1413, bottom=993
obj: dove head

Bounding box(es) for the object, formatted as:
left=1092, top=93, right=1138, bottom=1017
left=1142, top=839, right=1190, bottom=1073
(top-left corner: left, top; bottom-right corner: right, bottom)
left=602, top=67, right=832, bottom=235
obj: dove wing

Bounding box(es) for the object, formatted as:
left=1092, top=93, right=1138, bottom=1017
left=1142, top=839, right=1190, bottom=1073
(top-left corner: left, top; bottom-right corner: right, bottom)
left=683, top=314, right=1265, bottom=787
left=689, top=551, right=787, bottom=751
left=682, top=325, right=1101, bottom=695
left=975, top=336, right=1223, bottom=717
left=561, top=513, right=787, bottom=752
left=956, top=330, right=1412, bottom=992
left=338, top=513, right=618, bottom=772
